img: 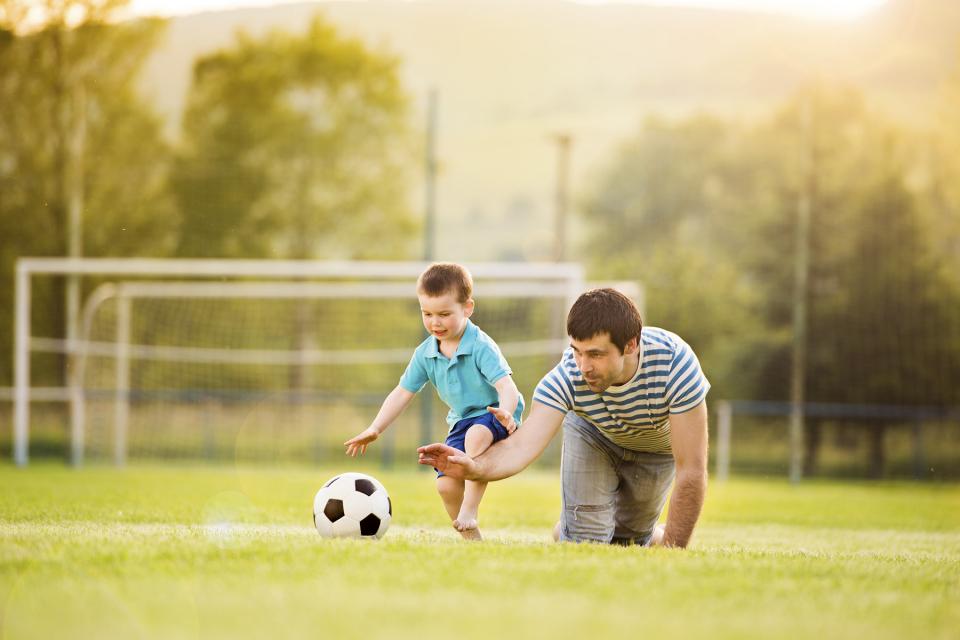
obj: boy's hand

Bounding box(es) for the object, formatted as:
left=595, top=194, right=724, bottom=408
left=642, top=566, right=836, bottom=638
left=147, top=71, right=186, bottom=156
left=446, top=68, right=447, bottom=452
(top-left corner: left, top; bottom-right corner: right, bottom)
left=487, top=406, right=517, bottom=434
left=344, top=427, right=379, bottom=457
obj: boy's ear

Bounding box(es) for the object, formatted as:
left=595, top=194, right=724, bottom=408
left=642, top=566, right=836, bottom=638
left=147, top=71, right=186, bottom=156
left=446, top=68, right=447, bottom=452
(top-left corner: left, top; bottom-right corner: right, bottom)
left=464, top=298, right=475, bottom=317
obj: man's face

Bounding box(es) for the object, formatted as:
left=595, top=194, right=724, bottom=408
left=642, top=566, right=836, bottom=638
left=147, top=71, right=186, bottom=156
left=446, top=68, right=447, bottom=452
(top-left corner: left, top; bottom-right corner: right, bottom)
left=418, top=291, right=473, bottom=344
left=570, top=332, right=638, bottom=393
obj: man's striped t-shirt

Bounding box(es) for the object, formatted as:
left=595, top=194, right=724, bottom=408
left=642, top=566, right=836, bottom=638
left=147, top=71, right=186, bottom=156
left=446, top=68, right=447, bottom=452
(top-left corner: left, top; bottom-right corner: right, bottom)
left=533, top=327, right=710, bottom=454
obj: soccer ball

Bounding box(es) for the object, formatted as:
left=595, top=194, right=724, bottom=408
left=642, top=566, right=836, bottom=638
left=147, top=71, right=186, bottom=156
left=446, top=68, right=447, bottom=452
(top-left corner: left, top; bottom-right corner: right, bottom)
left=313, top=472, right=392, bottom=539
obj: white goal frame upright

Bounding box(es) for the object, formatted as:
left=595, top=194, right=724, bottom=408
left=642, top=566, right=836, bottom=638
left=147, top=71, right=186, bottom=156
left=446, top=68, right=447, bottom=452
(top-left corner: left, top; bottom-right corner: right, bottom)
left=13, top=258, right=586, bottom=466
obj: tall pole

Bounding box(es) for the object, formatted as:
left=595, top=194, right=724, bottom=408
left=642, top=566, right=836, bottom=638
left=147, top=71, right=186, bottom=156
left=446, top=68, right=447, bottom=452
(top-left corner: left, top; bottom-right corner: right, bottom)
left=424, top=89, right=438, bottom=262
left=66, top=83, right=86, bottom=466
left=14, top=266, right=30, bottom=466
left=553, top=133, right=572, bottom=262
left=551, top=133, right=572, bottom=341
left=419, top=88, right=438, bottom=458
left=789, top=98, right=814, bottom=484
left=66, top=82, right=85, bottom=349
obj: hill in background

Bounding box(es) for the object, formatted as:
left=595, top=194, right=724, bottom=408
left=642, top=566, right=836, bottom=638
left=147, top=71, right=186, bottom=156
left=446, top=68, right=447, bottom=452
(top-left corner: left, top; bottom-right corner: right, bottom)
left=138, top=0, right=960, bottom=261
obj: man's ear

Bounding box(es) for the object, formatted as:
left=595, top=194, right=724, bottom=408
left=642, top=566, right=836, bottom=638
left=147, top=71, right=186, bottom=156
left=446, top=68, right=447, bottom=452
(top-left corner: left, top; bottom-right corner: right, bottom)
left=464, top=299, right=475, bottom=318
left=623, top=337, right=639, bottom=356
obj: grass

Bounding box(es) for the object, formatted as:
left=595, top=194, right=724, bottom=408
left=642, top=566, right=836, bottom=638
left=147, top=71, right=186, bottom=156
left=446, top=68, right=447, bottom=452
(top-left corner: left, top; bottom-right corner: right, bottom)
left=1, top=462, right=958, bottom=639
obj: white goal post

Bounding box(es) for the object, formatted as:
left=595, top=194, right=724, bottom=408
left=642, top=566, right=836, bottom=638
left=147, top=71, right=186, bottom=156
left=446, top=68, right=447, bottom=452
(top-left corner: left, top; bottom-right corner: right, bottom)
left=13, top=258, right=591, bottom=466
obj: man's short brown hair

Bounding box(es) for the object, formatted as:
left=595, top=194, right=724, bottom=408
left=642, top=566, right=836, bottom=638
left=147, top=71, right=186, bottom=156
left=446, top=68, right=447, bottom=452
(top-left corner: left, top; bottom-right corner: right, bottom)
left=566, top=288, right=643, bottom=353
left=417, top=262, right=473, bottom=303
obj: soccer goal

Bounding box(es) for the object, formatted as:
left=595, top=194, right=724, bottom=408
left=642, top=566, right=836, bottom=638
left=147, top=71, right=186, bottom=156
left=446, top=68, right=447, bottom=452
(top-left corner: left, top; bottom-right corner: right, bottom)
left=12, top=258, right=586, bottom=466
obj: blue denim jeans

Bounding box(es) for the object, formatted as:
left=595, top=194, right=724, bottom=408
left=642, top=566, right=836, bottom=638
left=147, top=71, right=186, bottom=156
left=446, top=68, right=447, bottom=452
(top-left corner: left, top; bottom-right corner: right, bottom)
left=559, top=412, right=675, bottom=545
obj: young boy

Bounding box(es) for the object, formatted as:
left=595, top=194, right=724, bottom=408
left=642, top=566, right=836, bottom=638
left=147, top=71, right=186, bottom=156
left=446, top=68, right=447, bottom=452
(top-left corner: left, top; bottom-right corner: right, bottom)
left=344, top=263, right=523, bottom=540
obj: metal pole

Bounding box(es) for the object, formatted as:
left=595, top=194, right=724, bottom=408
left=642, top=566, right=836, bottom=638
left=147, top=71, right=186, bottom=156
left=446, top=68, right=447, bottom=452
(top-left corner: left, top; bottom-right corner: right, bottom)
left=424, top=88, right=438, bottom=263
left=911, top=421, right=925, bottom=480
left=66, top=83, right=86, bottom=376
left=113, top=294, right=131, bottom=467
left=14, top=266, right=31, bottom=466
left=716, top=400, right=732, bottom=482
left=65, top=73, right=86, bottom=467
left=420, top=88, right=438, bottom=457
left=551, top=134, right=573, bottom=341
left=789, top=98, right=814, bottom=484
left=553, top=133, right=572, bottom=262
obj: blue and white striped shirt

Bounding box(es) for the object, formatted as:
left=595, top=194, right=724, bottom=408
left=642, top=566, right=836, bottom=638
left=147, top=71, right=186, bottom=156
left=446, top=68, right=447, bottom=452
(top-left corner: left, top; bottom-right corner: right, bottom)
left=533, top=327, right=710, bottom=454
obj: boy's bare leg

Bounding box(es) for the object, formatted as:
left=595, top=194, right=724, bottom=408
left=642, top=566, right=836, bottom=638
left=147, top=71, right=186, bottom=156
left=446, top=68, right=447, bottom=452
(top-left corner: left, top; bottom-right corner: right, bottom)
left=436, top=475, right=464, bottom=521
left=436, top=474, right=482, bottom=541
left=454, top=424, right=495, bottom=540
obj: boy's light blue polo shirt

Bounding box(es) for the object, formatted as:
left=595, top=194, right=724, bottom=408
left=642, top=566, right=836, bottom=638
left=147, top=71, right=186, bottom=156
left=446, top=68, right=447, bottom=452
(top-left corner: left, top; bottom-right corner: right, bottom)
left=399, top=319, right=525, bottom=431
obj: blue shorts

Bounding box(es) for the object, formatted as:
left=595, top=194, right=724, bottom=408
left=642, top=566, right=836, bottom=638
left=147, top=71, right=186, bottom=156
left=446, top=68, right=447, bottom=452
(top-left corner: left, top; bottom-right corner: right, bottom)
left=436, top=411, right=512, bottom=477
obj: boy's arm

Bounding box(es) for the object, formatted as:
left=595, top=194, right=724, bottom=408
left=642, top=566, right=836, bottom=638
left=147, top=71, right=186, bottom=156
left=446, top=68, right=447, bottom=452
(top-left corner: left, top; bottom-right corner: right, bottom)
left=345, top=386, right=415, bottom=456
left=491, top=375, right=520, bottom=433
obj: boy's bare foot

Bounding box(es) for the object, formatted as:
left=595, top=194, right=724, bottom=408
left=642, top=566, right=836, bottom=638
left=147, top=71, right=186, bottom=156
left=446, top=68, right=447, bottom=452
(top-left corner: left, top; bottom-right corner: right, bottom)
left=456, top=525, right=483, bottom=541
left=453, top=513, right=482, bottom=540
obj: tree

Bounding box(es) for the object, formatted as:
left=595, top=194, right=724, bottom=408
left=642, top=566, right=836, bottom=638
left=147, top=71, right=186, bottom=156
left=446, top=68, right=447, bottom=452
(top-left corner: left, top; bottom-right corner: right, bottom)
left=580, top=115, right=768, bottom=400
left=747, top=86, right=960, bottom=407
left=169, top=15, right=418, bottom=393
left=580, top=83, right=960, bottom=413
left=171, top=15, right=417, bottom=260
left=0, top=1, right=175, bottom=385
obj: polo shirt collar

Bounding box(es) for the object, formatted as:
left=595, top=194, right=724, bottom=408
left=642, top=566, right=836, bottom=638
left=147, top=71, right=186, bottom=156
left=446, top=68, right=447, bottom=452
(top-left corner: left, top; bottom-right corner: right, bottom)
left=424, top=319, right=478, bottom=359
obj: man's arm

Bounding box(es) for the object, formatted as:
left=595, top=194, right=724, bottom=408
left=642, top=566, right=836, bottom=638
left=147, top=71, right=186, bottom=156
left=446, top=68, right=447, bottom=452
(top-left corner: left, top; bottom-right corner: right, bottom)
left=418, top=402, right=565, bottom=481
left=658, top=400, right=708, bottom=548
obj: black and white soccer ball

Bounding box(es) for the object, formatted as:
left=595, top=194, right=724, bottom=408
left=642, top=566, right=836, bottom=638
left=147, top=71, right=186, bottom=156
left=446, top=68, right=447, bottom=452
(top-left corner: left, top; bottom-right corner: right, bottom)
left=313, top=472, right=392, bottom=539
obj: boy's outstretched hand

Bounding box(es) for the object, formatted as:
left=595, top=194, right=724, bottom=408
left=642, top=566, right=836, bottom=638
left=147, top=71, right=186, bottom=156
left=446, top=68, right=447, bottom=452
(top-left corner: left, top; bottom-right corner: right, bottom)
left=344, top=427, right=379, bottom=456
left=487, top=405, right=517, bottom=433
left=417, top=443, right=480, bottom=480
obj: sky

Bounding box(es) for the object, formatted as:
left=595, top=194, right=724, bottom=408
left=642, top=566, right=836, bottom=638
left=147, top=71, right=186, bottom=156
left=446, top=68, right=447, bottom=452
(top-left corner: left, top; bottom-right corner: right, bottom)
left=124, top=0, right=890, bottom=22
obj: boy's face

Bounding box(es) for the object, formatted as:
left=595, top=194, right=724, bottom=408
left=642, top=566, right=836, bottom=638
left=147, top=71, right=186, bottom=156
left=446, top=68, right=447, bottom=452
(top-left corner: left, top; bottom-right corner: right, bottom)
left=570, top=332, right=639, bottom=393
left=418, top=291, right=474, bottom=343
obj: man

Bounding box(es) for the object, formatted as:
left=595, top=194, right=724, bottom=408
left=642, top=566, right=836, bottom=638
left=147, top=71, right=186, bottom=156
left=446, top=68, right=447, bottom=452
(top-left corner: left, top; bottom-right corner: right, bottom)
left=418, top=288, right=709, bottom=547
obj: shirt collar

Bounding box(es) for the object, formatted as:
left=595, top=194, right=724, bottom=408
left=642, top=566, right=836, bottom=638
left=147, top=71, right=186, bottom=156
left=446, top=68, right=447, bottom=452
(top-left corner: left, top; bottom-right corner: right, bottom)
left=424, top=319, right=477, bottom=359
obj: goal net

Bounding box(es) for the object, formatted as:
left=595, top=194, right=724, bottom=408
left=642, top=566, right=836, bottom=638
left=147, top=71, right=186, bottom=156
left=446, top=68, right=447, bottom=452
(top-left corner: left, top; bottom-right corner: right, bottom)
left=12, top=259, right=586, bottom=466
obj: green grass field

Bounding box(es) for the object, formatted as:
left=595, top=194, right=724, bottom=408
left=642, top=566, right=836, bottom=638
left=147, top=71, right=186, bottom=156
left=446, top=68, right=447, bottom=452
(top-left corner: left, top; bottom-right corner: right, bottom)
left=1, top=462, right=958, bottom=639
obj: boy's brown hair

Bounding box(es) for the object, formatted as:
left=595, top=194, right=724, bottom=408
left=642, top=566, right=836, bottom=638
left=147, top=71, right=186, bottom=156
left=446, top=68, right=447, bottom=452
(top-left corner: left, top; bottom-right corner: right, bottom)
left=417, top=262, right=473, bottom=303
left=566, top=288, right=643, bottom=353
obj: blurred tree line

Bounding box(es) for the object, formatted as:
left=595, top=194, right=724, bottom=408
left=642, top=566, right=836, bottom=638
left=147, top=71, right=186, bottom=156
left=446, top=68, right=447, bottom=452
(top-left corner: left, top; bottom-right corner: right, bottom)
left=0, top=0, right=417, bottom=387
left=2, top=0, right=960, bottom=426
left=582, top=81, right=960, bottom=410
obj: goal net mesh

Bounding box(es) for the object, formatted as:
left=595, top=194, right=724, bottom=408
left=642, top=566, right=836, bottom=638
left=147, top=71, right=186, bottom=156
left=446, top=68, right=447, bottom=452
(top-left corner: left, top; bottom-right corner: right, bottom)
left=76, top=283, right=570, bottom=464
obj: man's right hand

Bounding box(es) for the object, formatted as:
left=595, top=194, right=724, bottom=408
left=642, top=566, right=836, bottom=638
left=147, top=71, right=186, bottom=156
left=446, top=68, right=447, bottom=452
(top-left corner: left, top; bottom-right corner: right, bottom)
left=417, top=443, right=480, bottom=480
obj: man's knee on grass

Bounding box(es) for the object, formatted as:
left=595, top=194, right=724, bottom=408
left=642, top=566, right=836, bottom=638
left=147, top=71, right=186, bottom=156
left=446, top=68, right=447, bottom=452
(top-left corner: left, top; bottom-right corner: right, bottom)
left=559, top=500, right=617, bottom=544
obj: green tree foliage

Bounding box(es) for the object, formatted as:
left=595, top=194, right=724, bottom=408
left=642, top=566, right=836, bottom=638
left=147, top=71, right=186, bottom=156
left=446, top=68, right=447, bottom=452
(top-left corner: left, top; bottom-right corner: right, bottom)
left=748, top=87, right=960, bottom=406
left=172, top=15, right=417, bottom=260
left=0, top=1, right=175, bottom=385
left=928, top=46, right=960, bottom=274
left=581, top=83, right=960, bottom=407
left=581, top=116, right=767, bottom=399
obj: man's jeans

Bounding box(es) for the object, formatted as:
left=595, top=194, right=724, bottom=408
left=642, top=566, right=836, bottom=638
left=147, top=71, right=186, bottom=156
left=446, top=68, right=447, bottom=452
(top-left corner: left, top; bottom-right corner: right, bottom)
left=559, top=412, right=675, bottom=545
